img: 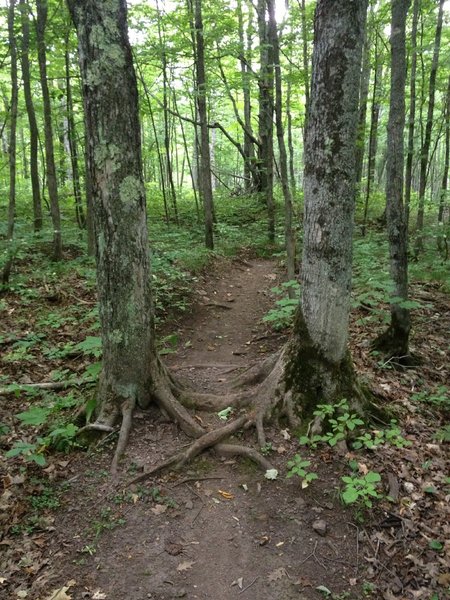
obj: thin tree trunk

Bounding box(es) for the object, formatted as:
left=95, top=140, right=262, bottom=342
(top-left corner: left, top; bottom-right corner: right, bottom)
left=355, top=3, right=372, bottom=187
left=193, top=0, right=214, bottom=249
left=36, top=0, right=62, bottom=261
left=415, top=0, right=444, bottom=249
left=156, top=0, right=178, bottom=224
left=267, top=0, right=295, bottom=293
left=2, top=0, right=19, bottom=285
left=65, top=30, right=85, bottom=229
left=437, top=75, right=450, bottom=254
left=299, top=0, right=310, bottom=130
left=404, top=0, right=419, bottom=226
left=237, top=0, right=257, bottom=190
left=374, top=0, right=411, bottom=359
left=20, top=0, right=42, bottom=232
left=362, top=56, right=382, bottom=235
left=286, top=79, right=296, bottom=197
left=257, top=0, right=275, bottom=242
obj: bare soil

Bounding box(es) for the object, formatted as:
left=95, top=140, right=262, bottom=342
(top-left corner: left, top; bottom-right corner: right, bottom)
left=1, top=256, right=449, bottom=600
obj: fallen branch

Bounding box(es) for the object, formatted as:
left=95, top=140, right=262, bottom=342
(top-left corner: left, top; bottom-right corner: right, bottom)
left=0, top=379, right=88, bottom=395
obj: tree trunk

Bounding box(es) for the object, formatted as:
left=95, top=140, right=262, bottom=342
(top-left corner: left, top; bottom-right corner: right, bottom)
left=355, top=2, right=371, bottom=187
left=36, top=0, right=62, bottom=261
left=156, top=0, right=178, bottom=224
left=257, top=0, right=275, bottom=242
left=20, top=0, right=42, bottom=232
left=267, top=0, right=296, bottom=292
left=193, top=0, right=214, bottom=249
left=437, top=75, right=450, bottom=253
left=362, top=53, right=382, bottom=235
left=237, top=0, right=257, bottom=190
left=415, top=0, right=444, bottom=249
left=68, top=0, right=155, bottom=425
left=285, top=0, right=367, bottom=411
left=65, top=30, right=85, bottom=230
left=2, top=0, right=19, bottom=285
left=404, top=0, right=419, bottom=226
left=374, top=0, right=411, bottom=359
left=300, top=0, right=310, bottom=130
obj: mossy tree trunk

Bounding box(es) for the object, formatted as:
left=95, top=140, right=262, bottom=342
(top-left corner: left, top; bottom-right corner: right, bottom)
left=373, top=0, right=411, bottom=360
left=284, top=0, right=367, bottom=411
left=67, top=0, right=155, bottom=427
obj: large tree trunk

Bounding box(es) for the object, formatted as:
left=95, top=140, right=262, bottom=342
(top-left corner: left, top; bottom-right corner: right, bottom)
left=36, top=0, right=62, bottom=261
left=285, top=0, right=367, bottom=411
left=2, top=0, right=18, bottom=285
left=67, top=0, right=155, bottom=428
left=373, top=0, right=411, bottom=359
left=20, top=0, right=42, bottom=233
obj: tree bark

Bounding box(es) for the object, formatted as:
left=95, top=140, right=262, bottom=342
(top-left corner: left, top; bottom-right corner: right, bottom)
left=267, top=0, right=296, bottom=292
left=20, top=0, right=42, bottom=232
left=257, top=0, right=275, bottom=242
left=355, top=2, right=371, bottom=187
left=68, top=0, right=155, bottom=424
left=437, top=75, right=450, bottom=252
left=36, top=0, right=62, bottom=261
left=285, top=0, right=367, bottom=409
left=373, top=0, right=411, bottom=359
left=415, top=0, right=444, bottom=247
left=404, top=0, right=419, bottom=226
left=65, top=29, right=85, bottom=229
left=362, top=49, right=382, bottom=235
left=193, top=0, right=214, bottom=249
left=2, top=0, right=19, bottom=285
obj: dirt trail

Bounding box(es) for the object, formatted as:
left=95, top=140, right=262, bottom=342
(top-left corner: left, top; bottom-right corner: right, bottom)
left=43, top=259, right=359, bottom=600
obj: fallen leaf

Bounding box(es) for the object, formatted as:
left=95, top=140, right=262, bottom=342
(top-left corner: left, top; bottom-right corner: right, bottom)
left=264, top=469, right=278, bottom=480
left=218, top=490, right=234, bottom=500
left=231, top=577, right=243, bottom=589
left=176, top=560, right=195, bottom=572
left=267, top=567, right=288, bottom=581
left=280, top=429, right=291, bottom=440
left=42, top=583, right=73, bottom=600
left=151, top=504, right=167, bottom=515
left=92, top=592, right=106, bottom=599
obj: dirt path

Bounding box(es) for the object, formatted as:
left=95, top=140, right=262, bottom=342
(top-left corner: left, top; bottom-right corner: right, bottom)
left=33, top=258, right=362, bottom=600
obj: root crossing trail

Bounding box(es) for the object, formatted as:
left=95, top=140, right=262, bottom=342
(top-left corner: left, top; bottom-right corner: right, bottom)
left=46, top=258, right=360, bottom=600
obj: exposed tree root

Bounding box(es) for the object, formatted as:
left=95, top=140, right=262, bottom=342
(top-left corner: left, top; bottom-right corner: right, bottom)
left=85, top=340, right=378, bottom=482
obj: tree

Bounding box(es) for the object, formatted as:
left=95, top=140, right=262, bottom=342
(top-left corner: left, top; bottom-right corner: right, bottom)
left=373, top=0, right=411, bottom=359
left=192, top=0, right=214, bottom=249
left=2, top=0, right=19, bottom=285
left=283, top=0, right=369, bottom=411
left=20, top=0, right=42, bottom=233
left=415, top=0, right=445, bottom=251
left=36, top=0, right=62, bottom=261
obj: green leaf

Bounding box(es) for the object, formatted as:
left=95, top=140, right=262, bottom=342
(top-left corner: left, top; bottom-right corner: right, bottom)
left=217, top=407, right=233, bottom=421
left=429, top=540, right=443, bottom=551
left=342, top=488, right=359, bottom=504
left=16, top=407, right=50, bottom=426
left=365, top=472, right=381, bottom=483
left=31, top=454, right=46, bottom=466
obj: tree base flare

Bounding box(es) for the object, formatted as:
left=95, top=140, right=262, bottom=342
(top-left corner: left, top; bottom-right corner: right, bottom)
left=78, top=332, right=383, bottom=484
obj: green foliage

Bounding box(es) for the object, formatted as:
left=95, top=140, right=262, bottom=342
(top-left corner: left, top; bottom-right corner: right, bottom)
left=341, top=471, right=382, bottom=508
left=299, top=400, right=411, bottom=451
left=411, top=385, right=449, bottom=412
left=263, top=280, right=300, bottom=330
left=286, top=454, right=318, bottom=488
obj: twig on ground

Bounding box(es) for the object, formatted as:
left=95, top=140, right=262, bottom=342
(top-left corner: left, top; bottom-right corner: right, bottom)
left=239, top=576, right=258, bottom=594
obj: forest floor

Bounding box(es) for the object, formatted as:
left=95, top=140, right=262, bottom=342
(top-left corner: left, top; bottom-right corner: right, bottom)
left=1, top=253, right=449, bottom=600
